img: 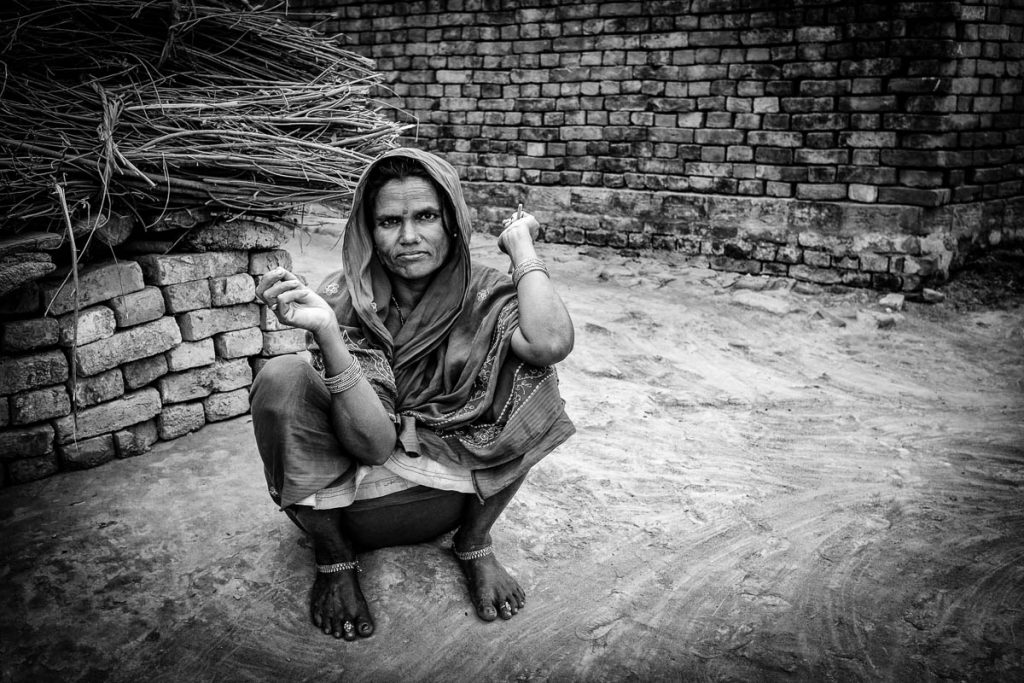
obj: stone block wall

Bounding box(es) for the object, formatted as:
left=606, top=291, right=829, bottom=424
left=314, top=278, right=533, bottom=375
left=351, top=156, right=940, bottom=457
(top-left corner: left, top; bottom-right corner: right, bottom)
left=0, top=240, right=306, bottom=486
left=292, top=0, right=1023, bottom=288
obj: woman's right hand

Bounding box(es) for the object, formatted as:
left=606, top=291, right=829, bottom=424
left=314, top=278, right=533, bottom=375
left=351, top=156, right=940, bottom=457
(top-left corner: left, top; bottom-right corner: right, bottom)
left=256, top=267, right=337, bottom=336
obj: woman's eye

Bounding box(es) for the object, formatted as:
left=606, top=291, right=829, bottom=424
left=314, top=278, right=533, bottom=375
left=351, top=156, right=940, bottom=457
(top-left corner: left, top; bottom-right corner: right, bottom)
left=418, top=212, right=438, bottom=222
left=378, top=218, right=398, bottom=228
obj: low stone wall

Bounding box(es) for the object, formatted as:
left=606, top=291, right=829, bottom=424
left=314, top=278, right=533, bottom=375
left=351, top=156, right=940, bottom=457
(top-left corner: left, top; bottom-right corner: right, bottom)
left=468, top=183, right=1024, bottom=291
left=0, top=243, right=305, bottom=486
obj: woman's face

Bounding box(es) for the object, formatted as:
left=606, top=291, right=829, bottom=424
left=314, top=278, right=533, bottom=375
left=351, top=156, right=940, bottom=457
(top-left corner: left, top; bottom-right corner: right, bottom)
left=371, top=177, right=451, bottom=284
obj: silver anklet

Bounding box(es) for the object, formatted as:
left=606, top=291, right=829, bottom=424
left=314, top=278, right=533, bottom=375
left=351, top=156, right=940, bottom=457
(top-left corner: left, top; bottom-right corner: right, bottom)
left=316, top=560, right=360, bottom=573
left=454, top=545, right=493, bottom=561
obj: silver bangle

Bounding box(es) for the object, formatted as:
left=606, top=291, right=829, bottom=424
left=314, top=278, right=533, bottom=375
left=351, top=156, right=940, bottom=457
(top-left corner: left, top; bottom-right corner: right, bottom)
left=512, top=257, right=548, bottom=287
left=322, top=358, right=362, bottom=394
left=316, top=560, right=360, bottom=573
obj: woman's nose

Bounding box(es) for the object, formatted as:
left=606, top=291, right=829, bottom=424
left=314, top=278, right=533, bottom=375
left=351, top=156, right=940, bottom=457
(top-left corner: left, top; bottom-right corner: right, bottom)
left=398, top=220, right=419, bottom=243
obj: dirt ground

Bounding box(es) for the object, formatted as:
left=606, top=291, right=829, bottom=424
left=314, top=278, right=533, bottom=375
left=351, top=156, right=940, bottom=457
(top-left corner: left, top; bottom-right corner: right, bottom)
left=2, top=230, right=1022, bottom=682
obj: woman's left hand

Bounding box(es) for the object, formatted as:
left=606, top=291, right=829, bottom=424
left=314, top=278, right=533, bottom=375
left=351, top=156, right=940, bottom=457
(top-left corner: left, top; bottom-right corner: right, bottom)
left=498, top=211, right=539, bottom=258
left=256, top=267, right=336, bottom=336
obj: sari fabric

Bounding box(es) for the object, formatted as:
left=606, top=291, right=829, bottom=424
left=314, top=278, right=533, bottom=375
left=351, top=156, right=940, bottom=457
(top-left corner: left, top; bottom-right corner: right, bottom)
left=312, top=148, right=574, bottom=499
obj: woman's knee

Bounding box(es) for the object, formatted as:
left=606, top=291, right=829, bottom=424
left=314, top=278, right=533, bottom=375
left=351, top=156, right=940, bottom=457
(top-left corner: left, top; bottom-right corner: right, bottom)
left=250, top=356, right=325, bottom=419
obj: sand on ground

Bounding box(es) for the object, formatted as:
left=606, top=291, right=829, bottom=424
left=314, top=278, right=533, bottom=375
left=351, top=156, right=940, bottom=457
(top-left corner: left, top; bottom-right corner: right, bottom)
left=2, top=230, right=1022, bottom=681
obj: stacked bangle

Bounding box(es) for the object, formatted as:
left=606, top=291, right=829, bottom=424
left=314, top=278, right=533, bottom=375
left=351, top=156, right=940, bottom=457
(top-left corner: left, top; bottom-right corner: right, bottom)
left=512, top=257, right=548, bottom=287
left=316, top=560, right=360, bottom=573
left=322, top=358, right=362, bottom=394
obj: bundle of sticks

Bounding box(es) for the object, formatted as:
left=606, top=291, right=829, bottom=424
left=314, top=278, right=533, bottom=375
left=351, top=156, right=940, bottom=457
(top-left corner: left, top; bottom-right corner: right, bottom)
left=0, top=0, right=407, bottom=236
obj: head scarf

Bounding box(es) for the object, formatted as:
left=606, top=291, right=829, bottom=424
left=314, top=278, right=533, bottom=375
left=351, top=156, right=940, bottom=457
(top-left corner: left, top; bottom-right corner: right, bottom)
left=317, top=148, right=516, bottom=415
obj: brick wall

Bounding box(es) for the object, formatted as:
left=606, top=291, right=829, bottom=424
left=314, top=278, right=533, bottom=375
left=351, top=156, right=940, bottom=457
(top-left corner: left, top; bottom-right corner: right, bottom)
left=0, top=218, right=306, bottom=486
left=294, top=0, right=1023, bottom=288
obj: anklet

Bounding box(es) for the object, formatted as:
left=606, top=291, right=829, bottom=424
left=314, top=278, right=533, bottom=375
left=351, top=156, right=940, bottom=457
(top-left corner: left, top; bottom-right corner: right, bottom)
left=454, top=545, right=493, bottom=561
left=316, top=560, right=360, bottom=573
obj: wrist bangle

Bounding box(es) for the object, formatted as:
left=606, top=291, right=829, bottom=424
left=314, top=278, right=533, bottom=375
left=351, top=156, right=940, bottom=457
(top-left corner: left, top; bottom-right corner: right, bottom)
left=321, top=358, right=362, bottom=394
left=512, top=257, right=548, bottom=287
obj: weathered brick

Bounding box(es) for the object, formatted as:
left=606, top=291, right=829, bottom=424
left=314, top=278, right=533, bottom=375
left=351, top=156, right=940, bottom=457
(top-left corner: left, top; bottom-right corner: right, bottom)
left=215, top=327, right=264, bottom=359
left=0, top=396, right=7, bottom=428
left=790, top=264, right=843, bottom=284
left=52, top=388, right=161, bottom=443
left=157, top=401, right=206, bottom=440
left=177, top=304, right=260, bottom=341
left=249, top=249, right=293, bottom=275
left=182, top=218, right=289, bottom=252
left=166, top=338, right=216, bottom=372
left=1, top=318, right=59, bottom=352
left=58, top=306, right=116, bottom=346
left=204, top=388, right=250, bottom=422
left=7, top=453, right=59, bottom=483
left=114, top=419, right=159, bottom=458
left=262, top=328, right=310, bottom=356
left=60, top=433, right=116, bottom=470
left=259, top=305, right=287, bottom=331
left=75, top=317, right=182, bottom=376
left=210, top=274, right=256, bottom=307
left=0, top=423, right=54, bottom=460
left=0, top=350, right=68, bottom=396
left=73, top=368, right=125, bottom=408
left=11, top=385, right=71, bottom=424
left=213, top=358, right=253, bottom=392
left=123, top=354, right=169, bottom=390
left=108, top=286, right=166, bottom=328
left=136, top=251, right=248, bottom=286
left=163, top=279, right=213, bottom=313
left=41, top=261, right=145, bottom=315
left=157, top=366, right=215, bottom=404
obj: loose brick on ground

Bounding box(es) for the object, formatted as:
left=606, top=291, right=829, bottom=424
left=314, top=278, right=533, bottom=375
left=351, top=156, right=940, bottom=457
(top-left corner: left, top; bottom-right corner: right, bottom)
left=7, top=453, right=59, bottom=484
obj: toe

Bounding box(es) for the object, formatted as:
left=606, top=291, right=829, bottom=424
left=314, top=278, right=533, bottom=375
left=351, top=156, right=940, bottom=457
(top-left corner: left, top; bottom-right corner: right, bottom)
left=477, top=600, right=498, bottom=622
left=342, top=621, right=357, bottom=642
left=499, top=601, right=513, bottom=620
left=357, top=619, right=374, bottom=638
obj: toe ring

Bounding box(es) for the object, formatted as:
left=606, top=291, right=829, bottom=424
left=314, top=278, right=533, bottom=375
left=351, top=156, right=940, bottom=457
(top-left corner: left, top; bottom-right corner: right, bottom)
left=454, top=545, right=494, bottom=561
left=316, top=560, right=360, bottom=573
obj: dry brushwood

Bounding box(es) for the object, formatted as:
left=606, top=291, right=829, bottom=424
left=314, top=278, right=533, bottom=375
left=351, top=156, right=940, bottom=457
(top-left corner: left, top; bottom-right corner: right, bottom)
left=0, top=0, right=408, bottom=240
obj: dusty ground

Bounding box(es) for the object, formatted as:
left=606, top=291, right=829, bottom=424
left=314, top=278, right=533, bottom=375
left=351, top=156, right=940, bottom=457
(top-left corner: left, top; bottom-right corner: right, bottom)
left=2, top=231, right=1022, bottom=682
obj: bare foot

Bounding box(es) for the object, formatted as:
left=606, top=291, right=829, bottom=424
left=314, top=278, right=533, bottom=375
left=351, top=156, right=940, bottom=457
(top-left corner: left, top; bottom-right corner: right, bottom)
left=310, top=568, right=374, bottom=640
left=454, top=539, right=525, bottom=622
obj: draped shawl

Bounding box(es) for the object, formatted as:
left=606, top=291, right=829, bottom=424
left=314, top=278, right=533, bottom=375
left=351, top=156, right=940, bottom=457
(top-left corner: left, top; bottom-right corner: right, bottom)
left=312, top=148, right=574, bottom=498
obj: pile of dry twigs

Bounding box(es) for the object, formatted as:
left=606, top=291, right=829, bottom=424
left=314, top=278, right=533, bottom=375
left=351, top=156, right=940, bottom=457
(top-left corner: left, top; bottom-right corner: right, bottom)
left=0, top=0, right=406, bottom=238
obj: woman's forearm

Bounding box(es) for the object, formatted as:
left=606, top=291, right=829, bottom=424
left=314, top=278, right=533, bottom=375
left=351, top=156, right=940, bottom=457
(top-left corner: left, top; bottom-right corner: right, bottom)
left=314, top=325, right=397, bottom=465
left=506, top=240, right=575, bottom=366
